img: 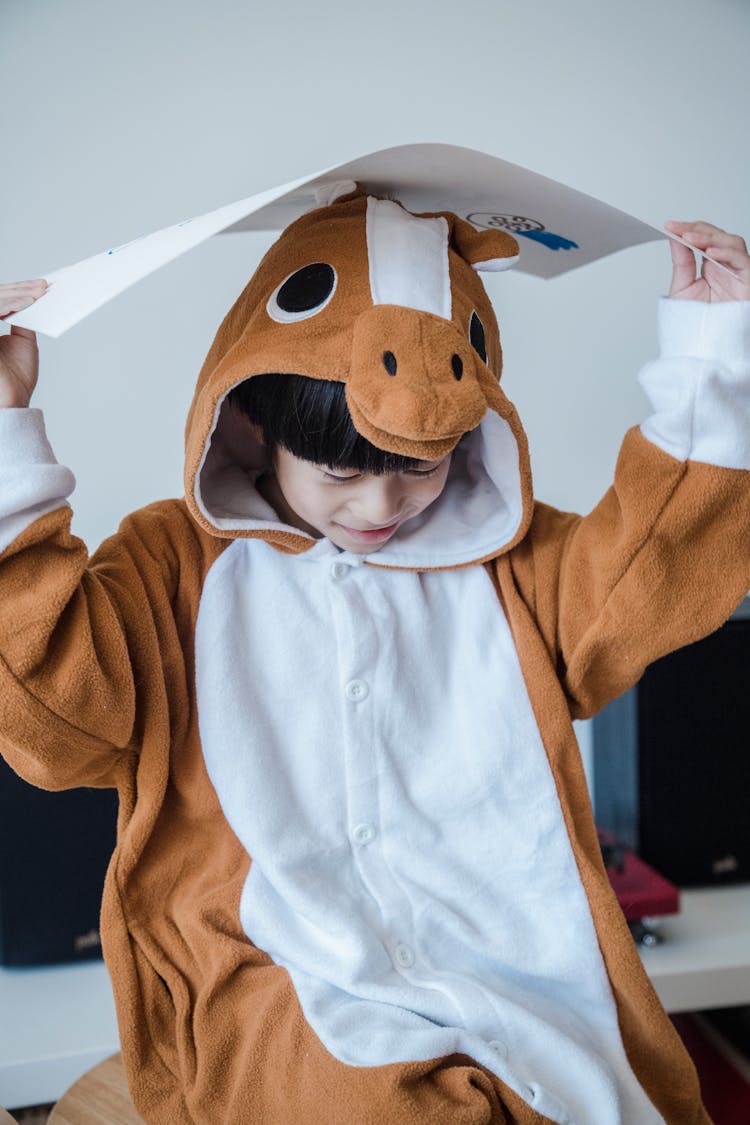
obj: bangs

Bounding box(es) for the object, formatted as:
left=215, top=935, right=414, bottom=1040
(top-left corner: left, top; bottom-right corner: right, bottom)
left=228, top=374, right=423, bottom=474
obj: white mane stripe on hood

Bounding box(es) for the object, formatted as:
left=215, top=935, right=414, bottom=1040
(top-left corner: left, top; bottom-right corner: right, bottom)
left=366, top=198, right=451, bottom=320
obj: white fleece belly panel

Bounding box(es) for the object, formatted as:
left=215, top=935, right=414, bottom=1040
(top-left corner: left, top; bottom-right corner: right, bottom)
left=196, top=540, right=663, bottom=1125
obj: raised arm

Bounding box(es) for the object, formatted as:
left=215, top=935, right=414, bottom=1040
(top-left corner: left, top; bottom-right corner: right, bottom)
left=0, top=283, right=214, bottom=791
left=505, top=223, right=750, bottom=718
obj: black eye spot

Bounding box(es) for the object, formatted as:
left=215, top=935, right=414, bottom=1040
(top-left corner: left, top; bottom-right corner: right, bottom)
left=451, top=354, right=463, bottom=381
left=383, top=351, right=397, bottom=376
left=267, top=263, right=337, bottom=323
left=277, top=263, right=335, bottom=312
left=469, top=311, right=487, bottom=364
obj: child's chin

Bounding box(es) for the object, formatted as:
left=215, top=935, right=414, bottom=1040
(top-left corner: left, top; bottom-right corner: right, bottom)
left=331, top=534, right=385, bottom=554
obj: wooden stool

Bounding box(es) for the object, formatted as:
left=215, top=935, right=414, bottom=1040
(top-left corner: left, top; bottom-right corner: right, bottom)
left=47, top=1054, right=144, bottom=1125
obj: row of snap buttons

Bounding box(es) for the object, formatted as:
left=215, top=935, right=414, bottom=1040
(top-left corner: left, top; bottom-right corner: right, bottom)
left=328, top=542, right=546, bottom=1117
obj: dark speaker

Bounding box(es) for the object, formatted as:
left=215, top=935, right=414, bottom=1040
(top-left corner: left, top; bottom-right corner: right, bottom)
left=0, top=758, right=118, bottom=965
left=593, top=600, right=750, bottom=887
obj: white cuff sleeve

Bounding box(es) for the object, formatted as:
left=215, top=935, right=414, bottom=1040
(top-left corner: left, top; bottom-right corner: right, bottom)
left=0, top=408, right=76, bottom=555
left=639, top=299, right=750, bottom=468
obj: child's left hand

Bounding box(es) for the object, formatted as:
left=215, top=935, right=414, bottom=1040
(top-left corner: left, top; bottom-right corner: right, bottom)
left=665, top=220, right=750, bottom=303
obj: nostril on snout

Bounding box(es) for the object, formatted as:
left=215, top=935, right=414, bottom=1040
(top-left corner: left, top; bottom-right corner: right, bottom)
left=383, top=351, right=397, bottom=376
left=451, top=354, right=463, bottom=381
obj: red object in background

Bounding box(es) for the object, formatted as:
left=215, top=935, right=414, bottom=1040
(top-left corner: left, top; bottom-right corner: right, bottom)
left=672, top=1014, right=750, bottom=1125
left=597, top=827, right=680, bottom=920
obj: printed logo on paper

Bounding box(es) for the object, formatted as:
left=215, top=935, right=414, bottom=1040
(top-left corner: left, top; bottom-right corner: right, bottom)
left=467, top=213, right=579, bottom=253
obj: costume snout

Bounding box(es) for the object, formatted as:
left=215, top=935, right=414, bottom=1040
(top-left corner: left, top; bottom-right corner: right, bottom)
left=346, top=304, right=488, bottom=459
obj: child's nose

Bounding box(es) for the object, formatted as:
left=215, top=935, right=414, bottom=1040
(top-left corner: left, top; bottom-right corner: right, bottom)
left=357, top=477, right=405, bottom=525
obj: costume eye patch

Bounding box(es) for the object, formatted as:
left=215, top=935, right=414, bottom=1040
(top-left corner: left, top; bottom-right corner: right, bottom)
left=469, top=311, right=487, bottom=364
left=267, top=263, right=337, bottom=323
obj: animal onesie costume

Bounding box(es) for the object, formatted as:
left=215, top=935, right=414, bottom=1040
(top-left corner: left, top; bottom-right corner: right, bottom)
left=1, top=187, right=749, bottom=1124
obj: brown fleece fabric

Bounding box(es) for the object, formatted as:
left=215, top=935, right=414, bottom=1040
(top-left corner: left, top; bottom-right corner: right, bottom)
left=1, top=192, right=746, bottom=1122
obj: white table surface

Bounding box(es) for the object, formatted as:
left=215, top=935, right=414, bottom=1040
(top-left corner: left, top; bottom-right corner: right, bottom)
left=640, top=883, right=750, bottom=1014
left=1, top=884, right=749, bottom=1110
left=0, top=959, right=118, bottom=1110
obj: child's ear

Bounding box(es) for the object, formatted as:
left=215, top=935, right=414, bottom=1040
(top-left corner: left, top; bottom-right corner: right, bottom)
left=245, top=418, right=276, bottom=469
left=245, top=419, right=267, bottom=448
left=227, top=395, right=266, bottom=445
left=222, top=395, right=272, bottom=469
left=314, top=179, right=362, bottom=207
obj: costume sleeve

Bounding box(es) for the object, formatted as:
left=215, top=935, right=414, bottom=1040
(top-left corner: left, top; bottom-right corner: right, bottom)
left=0, top=409, right=195, bottom=790
left=507, top=299, right=750, bottom=720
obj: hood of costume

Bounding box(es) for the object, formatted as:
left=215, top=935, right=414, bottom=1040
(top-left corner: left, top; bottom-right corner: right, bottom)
left=184, top=187, right=531, bottom=569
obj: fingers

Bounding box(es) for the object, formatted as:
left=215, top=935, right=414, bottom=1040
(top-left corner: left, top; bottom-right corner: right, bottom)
left=665, top=221, right=750, bottom=300
left=664, top=226, right=699, bottom=293
left=666, top=221, right=749, bottom=271
left=9, top=325, right=38, bottom=344
left=700, top=240, right=750, bottom=280
left=0, top=279, right=48, bottom=319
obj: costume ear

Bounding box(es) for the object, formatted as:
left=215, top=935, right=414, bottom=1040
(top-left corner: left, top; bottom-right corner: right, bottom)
left=313, top=180, right=363, bottom=207
left=449, top=216, right=519, bottom=273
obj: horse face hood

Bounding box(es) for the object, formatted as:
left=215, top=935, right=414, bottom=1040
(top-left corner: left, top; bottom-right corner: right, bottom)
left=184, top=188, right=534, bottom=570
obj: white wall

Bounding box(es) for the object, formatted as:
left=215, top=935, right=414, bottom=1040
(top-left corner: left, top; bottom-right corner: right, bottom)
left=2, top=0, right=749, bottom=776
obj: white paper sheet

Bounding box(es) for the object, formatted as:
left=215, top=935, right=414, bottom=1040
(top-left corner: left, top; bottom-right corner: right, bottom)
left=4, top=142, right=699, bottom=339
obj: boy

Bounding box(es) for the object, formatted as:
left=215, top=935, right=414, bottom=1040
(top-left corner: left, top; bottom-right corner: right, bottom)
left=1, top=191, right=749, bottom=1124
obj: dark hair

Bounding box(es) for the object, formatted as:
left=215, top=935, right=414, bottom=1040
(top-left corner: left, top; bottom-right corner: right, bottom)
left=228, top=373, right=423, bottom=474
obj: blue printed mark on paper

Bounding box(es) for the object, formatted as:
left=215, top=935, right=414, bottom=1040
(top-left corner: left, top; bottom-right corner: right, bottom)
left=516, top=229, right=579, bottom=251
left=467, top=213, right=579, bottom=253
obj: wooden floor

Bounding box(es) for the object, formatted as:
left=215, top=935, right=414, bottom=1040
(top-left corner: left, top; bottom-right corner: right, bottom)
left=47, top=1055, right=143, bottom=1125
left=5, top=1055, right=143, bottom=1125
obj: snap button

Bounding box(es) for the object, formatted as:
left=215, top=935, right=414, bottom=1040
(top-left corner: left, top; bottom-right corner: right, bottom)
left=522, top=1084, right=569, bottom=1122
left=345, top=679, right=369, bottom=702
left=488, top=1039, right=508, bottom=1059
left=352, top=823, right=376, bottom=846
left=393, top=942, right=415, bottom=969
left=330, top=561, right=348, bottom=580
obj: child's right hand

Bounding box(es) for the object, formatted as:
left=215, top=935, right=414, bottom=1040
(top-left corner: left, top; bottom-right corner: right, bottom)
left=0, top=280, right=48, bottom=408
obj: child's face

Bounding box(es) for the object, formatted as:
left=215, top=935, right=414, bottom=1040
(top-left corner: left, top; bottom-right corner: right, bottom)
left=267, top=447, right=453, bottom=554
